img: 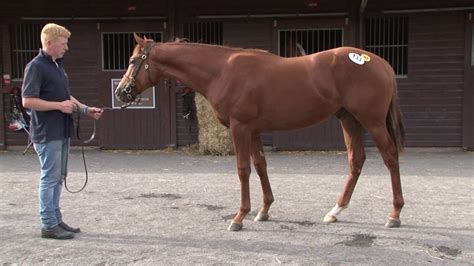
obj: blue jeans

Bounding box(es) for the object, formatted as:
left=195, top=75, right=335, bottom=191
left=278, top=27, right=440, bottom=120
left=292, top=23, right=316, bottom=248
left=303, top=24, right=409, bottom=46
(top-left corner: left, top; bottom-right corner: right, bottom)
left=34, top=138, right=70, bottom=229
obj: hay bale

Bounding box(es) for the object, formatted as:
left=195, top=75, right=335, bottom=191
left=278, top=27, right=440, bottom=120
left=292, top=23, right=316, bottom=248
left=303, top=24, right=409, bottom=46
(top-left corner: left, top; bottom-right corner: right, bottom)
left=195, top=93, right=234, bottom=155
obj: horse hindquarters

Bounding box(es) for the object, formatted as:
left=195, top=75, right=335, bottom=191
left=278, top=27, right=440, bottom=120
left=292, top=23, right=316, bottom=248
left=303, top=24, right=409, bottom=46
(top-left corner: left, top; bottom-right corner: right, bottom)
left=325, top=75, right=405, bottom=227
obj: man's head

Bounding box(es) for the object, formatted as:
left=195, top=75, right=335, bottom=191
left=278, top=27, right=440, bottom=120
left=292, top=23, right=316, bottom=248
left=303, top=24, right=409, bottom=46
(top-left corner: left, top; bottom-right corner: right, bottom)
left=41, top=23, right=71, bottom=60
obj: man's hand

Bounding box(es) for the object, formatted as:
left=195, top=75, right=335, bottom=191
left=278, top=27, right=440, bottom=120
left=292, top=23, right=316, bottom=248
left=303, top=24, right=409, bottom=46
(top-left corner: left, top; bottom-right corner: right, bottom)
left=86, top=107, right=104, bottom=120
left=58, top=100, right=75, bottom=114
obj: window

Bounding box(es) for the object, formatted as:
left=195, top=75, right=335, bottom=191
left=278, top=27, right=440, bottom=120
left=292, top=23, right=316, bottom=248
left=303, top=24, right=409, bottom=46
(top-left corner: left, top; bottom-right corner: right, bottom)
left=10, top=24, right=41, bottom=79
left=278, top=29, right=343, bottom=57
left=102, top=32, right=162, bottom=71
left=183, top=22, right=223, bottom=44
left=365, top=16, right=408, bottom=75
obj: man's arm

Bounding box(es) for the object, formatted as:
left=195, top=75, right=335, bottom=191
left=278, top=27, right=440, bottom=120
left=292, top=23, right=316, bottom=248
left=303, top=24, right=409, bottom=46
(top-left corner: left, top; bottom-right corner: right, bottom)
left=70, top=96, right=104, bottom=120
left=70, top=96, right=86, bottom=111
left=23, top=97, right=75, bottom=114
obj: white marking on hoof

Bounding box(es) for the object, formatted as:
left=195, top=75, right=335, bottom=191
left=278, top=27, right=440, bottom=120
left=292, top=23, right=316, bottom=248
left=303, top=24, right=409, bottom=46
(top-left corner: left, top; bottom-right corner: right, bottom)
left=323, top=215, right=337, bottom=223
left=323, top=204, right=347, bottom=223
left=227, top=222, right=243, bottom=231
left=385, top=217, right=401, bottom=228
left=254, top=212, right=269, bottom=222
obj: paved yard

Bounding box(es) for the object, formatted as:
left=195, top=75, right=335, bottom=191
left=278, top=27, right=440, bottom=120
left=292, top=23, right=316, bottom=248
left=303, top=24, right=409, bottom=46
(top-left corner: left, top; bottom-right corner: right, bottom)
left=0, top=147, right=472, bottom=264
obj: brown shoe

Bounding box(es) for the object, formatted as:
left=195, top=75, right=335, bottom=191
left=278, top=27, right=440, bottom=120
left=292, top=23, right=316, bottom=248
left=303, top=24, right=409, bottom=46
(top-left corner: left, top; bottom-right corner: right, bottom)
left=41, top=225, right=74, bottom=240
left=59, top=222, right=81, bottom=233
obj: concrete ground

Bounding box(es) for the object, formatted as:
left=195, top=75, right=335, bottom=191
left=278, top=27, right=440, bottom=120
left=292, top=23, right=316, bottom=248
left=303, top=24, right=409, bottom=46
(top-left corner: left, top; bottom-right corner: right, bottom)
left=0, top=147, right=472, bottom=264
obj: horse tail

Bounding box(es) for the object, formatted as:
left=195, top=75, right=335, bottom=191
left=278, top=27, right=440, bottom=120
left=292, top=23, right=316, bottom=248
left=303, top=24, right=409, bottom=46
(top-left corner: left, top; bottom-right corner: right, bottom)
left=386, top=76, right=405, bottom=153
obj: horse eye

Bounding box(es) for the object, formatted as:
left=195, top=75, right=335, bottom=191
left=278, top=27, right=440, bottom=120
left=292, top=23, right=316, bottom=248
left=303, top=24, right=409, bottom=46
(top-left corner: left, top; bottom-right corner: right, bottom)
left=129, top=58, right=136, bottom=64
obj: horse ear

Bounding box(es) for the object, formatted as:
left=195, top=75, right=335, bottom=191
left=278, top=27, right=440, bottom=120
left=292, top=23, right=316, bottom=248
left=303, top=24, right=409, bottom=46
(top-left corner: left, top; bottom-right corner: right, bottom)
left=133, top=32, right=145, bottom=46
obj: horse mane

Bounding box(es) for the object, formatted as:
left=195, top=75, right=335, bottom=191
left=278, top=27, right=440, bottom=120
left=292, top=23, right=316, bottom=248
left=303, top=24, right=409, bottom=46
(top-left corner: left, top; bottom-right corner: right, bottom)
left=166, top=39, right=270, bottom=55
left=132, top=36, right=270, bottom=57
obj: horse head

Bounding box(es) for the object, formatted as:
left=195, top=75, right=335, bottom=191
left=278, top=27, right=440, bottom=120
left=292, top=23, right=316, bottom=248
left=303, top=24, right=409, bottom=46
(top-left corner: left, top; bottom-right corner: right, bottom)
left=115, top=33, right=158, bottom=103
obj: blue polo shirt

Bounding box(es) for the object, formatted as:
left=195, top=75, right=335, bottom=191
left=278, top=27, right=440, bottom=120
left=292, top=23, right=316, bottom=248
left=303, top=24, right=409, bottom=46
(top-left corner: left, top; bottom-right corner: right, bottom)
left=22, top=49, right=74, bottom=143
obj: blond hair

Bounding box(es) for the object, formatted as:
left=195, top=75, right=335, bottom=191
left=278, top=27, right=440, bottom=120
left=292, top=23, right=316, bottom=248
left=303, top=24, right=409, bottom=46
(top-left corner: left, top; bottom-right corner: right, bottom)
left=41, top=23, right=71, bottom=47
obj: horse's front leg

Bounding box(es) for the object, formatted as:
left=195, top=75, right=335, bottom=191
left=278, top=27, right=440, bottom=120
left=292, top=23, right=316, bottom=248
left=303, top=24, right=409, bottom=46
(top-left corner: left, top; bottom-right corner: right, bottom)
left=250, top=132, right=274, bottom=222
left=228, top=123, right=252, bottom=231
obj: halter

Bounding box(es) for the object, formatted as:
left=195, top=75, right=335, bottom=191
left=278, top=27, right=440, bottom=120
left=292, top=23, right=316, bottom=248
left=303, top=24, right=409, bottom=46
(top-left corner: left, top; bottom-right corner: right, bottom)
left=116, top=41, right=157, bottom=104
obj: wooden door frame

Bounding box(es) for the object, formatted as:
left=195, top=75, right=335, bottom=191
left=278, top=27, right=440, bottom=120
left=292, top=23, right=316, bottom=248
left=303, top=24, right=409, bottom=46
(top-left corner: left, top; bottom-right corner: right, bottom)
left=462, top=12, right=474, bottom=150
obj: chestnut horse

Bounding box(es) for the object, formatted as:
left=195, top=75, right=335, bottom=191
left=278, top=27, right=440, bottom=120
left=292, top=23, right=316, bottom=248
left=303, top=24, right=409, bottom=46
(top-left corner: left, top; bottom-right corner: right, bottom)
left=116, top=33, right=405, bottom=231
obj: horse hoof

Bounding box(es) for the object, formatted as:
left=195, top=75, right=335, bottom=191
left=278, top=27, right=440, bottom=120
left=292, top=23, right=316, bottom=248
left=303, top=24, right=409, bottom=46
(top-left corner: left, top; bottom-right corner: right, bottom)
left=385, top=217, right=401, bottom=228
left=323, top=215, right=337, bottom=223
left=227, top=222, right=243, bottom=231
left=254, top=212, right=269, bottom=222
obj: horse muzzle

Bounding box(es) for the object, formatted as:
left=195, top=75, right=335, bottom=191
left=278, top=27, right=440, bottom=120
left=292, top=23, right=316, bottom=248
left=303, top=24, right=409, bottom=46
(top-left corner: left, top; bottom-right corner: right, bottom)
left=115, top=85, right=137, bottom=103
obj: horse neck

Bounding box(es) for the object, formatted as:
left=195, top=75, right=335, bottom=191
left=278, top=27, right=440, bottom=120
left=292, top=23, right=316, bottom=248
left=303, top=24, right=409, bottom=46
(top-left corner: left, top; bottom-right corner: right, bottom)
left=151, top=43, right=232, bottom=96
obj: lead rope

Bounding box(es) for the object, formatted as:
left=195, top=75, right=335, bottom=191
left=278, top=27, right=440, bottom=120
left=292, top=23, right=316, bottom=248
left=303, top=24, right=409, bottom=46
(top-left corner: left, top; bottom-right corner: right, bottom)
left=64, top=97, right=141, bottom=193
left=64, top=104, right=93, bottom=193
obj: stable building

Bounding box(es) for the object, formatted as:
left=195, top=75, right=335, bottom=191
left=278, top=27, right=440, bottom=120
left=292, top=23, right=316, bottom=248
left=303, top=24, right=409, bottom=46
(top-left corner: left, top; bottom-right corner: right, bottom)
left=1, top=0, right=473, bottom=150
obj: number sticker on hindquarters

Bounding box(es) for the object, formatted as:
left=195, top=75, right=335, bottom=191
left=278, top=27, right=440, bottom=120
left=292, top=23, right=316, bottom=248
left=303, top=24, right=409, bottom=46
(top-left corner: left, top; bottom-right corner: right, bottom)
left=348, top=52, right=371, bottom=65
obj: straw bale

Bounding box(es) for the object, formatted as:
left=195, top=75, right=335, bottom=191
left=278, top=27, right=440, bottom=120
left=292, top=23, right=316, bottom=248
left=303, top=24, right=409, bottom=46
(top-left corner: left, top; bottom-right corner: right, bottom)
left=195, top=93, right=234, bottom=155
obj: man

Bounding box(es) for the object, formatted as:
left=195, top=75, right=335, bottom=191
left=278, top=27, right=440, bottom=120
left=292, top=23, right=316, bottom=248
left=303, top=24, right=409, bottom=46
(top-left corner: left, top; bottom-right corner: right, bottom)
left=22, top=23, right=103, bottom=240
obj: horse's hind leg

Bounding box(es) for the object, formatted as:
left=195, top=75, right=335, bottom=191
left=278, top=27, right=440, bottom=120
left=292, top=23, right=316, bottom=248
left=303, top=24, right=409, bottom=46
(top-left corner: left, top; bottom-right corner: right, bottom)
left=324, top=113, right=365, bottom=223
left=366, top=123, right=404, bottom=228
left=250, top=132, right=274, bottom=222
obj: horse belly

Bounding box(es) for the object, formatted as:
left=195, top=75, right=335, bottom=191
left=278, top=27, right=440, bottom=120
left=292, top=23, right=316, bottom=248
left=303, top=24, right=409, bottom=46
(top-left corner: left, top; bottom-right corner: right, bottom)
left=259, top=96, right=335, bottom=131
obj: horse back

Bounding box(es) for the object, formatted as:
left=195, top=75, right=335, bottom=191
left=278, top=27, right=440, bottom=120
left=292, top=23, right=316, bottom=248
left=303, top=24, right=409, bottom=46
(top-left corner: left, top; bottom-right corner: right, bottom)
left=212, top=51, right=339, bottom=130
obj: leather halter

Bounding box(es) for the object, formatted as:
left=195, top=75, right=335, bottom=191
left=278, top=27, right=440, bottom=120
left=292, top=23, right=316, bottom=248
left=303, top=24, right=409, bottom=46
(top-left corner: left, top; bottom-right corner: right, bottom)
left=116, top=41, right=156, bottom=103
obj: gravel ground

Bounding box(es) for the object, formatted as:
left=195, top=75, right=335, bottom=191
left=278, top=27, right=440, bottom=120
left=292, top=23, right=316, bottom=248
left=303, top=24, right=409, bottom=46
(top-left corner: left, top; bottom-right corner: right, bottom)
left=0, top=147, right=473, bottom=265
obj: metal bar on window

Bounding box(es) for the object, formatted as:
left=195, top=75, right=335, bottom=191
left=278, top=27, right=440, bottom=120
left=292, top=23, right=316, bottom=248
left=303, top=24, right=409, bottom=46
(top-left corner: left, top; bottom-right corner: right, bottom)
left=107, top=34, right=111, bottom=70
left=389, top=18, right=393, bottom=69
left=34, top=24, right=38, bottom=49
left=125, top=33, right=130, bottom=69
left=118, top=34, right=123, bottom=69
left=305, top=30, right=309, bottom=54
left=201, top=22, right=204, bottom=43
left=215, top=22, right=218, bottom=44
left=378, top=17, right=382, bottom=58
left=110, top=34, right=115, bottom=69
left=208, top=22, right=212, bottom=44
left=216, top=23, right=219, bottom=44
left=209, top=22, right=213, bottom=44
left=403, top=20, right=406, bottom=74
left=281, top=31, right=285, bottom=57
left=104, top=34, right=109, bottom=70
left=398, top=17, right=402, bottom=74
left=15, top=51, right=19, bottom=79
